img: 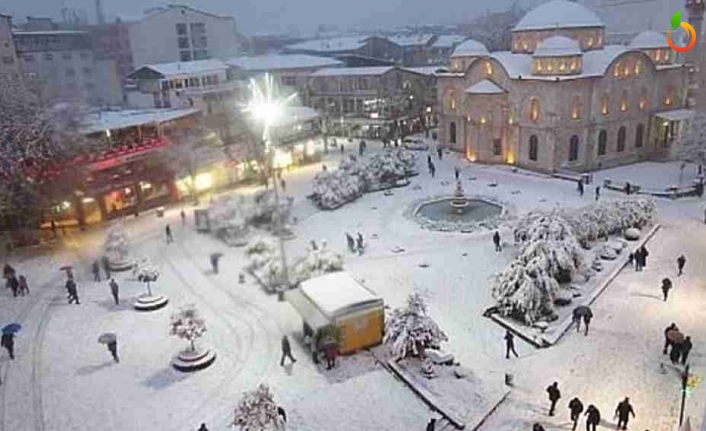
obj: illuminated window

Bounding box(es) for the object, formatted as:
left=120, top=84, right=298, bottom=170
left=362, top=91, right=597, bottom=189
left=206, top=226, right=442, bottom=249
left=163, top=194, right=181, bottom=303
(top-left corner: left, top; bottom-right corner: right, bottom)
left=547, top=60, right=554, bottom=73
left=485, top=61, right=493, bottom=76
left=559, top=60, right=566, bottom=72
left=623, top=63, right=631, bottom=77
left=597, top=34, right=603, bottom=46
left=570, top=59, right=578, bottom=71
left=656, top=49, right=662, bottom=61
left=571, top=95, right=582, bottom=120
left=663, top=50, right=670, bottom=62
left=601, top=94, right=610, bottom=116
left=536, top=60, right=543, bottom=72
left=620, top=90, right=629, bottom=112
left=635, top=60, right=643, bottom=75
left=522, top=40, right=528, bottom=51
left=664, top=85, right=675, bottom=106
left=587, top=36, right=594, bottom=48
left=613, top=62, right=621, bottom=78
left=639, top=95, right=647, bottom=110
left=449, top=90, right=456, bottom=110
left=529, top=97, right=540, bottom=122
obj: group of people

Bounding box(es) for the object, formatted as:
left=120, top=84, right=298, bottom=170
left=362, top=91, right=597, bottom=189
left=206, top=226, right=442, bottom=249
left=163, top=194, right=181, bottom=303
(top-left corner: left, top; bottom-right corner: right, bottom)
left=663, top=323, right=693, bottom=366
left=627, top=246, right=650, bottom=272
left=576, top=180, right=602, bottom=201
left=345, top=233, right=365, bottom=256
left=3, top=263, right=29, bottom=297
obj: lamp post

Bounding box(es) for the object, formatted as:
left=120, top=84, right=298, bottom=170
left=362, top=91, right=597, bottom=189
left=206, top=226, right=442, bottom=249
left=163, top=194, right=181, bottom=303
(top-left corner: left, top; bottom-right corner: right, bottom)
left=679, top=364, right=691, bottom=427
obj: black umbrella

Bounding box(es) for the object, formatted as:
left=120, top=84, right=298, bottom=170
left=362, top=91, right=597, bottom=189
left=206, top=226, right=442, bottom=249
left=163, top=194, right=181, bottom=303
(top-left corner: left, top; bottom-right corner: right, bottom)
left=572, top=305, right=593, bottom=318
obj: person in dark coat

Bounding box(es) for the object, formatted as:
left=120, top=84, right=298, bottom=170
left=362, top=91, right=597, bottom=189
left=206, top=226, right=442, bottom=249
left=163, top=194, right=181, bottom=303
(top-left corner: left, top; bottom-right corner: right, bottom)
left=2, top=263, right=15, bottom=280
left=277, top=406, right=287, bottom=423
left=493, top=231, right=502, bottom=252
left=661, top=278, right=673, bottom=301
left=426, top=418, right=436, bottom=431
left=280, top=177, right=286, bottom=193
left=577, top=180, right=584, bottom=196
left=107, top=339, right=119, bottom=363
left=546, top=382, right=561, bottom=416
left=323, top=341, right=338, bottom=370
left=664, top=323, right=678, bottom=355
left=101, top=255, right=111, bottom=280
left=197, top=424, right=208, bottom=431
left=427, top=155, right=433, bottom=167
left=1, top=333, right=14, bottom=360
left=358, top=141, right=365, bottom=156
left=504, top=330, right=519, bottom=359
left=624, top=182, right=631, bottom=195
left=180, top=210, right=186, bottom=225
left=634, top=248, right=643, bottom=272
left=50, top=220, right=58, bottom=238
left=165, top=224, right=173, bottom=243
left=210, top=254, right=220, bottom=274
left=280, top=335, right=296, bottom=366
left=595, top=186, right=600, bottom=201
left=532, top=424, right=545, bottom=431
left=670, top=341, right=682, bottom=364
left=356, top=232, right=364, bottom=256
left=583, top=313, right=592, bottom=336
left=677, top=255, right=686, bottom=276
left=639, top=246, right=649, bottom=268
left=109, top=278, right=119, bottom=305
left=430, top=162, right=436, bottom=178
left=454, top=167, right=460, bottom=181
left=681, top=336, right=692, bottom=365
left=66, top=278, right=79, bottom=304
left=7, top=275, right=18, bottom=297
left=585, top=405, right=601, bottom=431
left=569, top=397, right=584, bottom=431
left=615, top=397, right=635, bottom=430
left=437, top=147, right=443, bottom=160
left=345, top=233, right=355, bottom=253
left=18, top=275, right=29, bottom=296
left=92, top=260, right=101, bottom=282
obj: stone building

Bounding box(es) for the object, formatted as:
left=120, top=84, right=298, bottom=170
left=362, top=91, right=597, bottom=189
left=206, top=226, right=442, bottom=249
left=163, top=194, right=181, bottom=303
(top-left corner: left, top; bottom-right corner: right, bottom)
left=436, top=0, right=700, bottom=173
left=0, top=14, right=20, bottom=83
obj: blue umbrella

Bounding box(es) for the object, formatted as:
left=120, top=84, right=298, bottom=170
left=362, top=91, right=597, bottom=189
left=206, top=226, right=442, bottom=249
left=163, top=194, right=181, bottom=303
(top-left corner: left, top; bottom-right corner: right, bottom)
left=2, top=323, right=21, bottom=334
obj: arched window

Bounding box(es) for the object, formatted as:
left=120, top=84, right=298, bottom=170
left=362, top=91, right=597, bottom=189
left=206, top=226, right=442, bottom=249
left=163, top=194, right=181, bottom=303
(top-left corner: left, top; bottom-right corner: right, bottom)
left=598, top=129, right=607, bottom=155
left=620, top=90, right=629, bottom=112
left=634, top=60, right=643, bottom=75
left=635, top=123, right=644, bottom=148
left=623, top=63, right=631, bottom=78
left=617, top=126, right=626, bottom=152
left=655, top=49, right=662, bottom=61
left=664, top=85, right=675, bottom=106
left=529, top=97, right=540, bottom=122
left=601, top=94, right=610, bottom=116
left=639, top=88, right=648, bottom=110
left=569, top=135, right=579, bottom=161
left=449, top=121, right=457, bottom=144
left=529, top=135, right=539, bottom=161
left=485, top=61, right=493, bottom=76
left=613, top=62, right=621, bottom=78
left=571, top=95, right=582, bottom=120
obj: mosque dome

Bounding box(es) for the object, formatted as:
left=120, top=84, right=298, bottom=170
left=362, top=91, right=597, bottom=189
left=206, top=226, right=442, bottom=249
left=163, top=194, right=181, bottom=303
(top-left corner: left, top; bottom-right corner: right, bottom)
left=450, top=39, right=489, bottom=58
left=534, top=36, right=582, bottom=57
left=629, top=31, right=669, bottom=49
left=513, top=0, right=604, bottom=32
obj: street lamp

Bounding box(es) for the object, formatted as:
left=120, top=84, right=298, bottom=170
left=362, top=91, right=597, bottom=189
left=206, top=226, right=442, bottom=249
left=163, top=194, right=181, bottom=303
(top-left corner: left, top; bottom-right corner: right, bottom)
left=242, top=73, right=297, bottom=294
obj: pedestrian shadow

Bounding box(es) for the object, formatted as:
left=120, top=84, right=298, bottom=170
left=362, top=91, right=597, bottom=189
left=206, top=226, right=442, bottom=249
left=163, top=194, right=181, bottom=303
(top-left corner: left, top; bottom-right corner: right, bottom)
left=93, top=297, right=140, bottom=312
left=630, top=292, right=663, bottom=301
left=142, top=366, right=192, bottom=390
left=282, top=362, right=294, bottom=376
left=76, top=361, right=116, bottom=376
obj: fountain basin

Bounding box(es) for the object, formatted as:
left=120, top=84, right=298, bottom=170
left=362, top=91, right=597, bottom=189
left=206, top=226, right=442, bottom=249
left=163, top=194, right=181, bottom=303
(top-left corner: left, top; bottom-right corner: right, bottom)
left=416, top=198, right=502, bottom=223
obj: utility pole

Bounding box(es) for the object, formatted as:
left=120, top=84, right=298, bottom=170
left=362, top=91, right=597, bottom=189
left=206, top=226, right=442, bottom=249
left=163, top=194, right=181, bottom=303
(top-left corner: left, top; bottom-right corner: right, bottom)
left=679, top=364, right=690, bottom=427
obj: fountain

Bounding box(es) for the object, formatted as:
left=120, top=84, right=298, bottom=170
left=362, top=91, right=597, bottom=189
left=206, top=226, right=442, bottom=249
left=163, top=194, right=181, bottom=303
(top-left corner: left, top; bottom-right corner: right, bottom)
left=449, top=180, right=470, bottom=213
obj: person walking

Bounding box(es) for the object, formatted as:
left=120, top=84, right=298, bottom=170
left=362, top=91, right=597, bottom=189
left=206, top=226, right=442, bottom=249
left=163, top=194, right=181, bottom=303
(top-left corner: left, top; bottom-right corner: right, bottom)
left=340, top=143, right=344, bottom=154
left=681, top=336, right=692, bottom=365
left=583, top=313, right=593, bottom=336
left=572, top=309, right=583, bottom=333
left=493, top=231, right=502, bottom=252
left=625, top=182, right=632, bottom=195
left=634, top=248, right=643, bottom=272
left=18, top=275, right=29, bottom=296
left=7, top=275, right=18, bottom=297
left=577, top=180, right=584, bottom=196
left=345, top=233, right=355, bottom=253
left=595, top=186, right=601, bottom=201
left=92, top=260, right=101, bottom=282
left=532, top=424, right=546, bottom=431
left=277, top=406, right=287, bottom=424
left=280, top=177, right=286, bottom=193
left=504, top=330, right=519, bottom=359
left=109, top=278, right=120, bottom=305
left=585, top=405, right=601, bottom=431
left=664, top=323, right=678, bottom=355
left=661, top=278, right=673, bottom=302
left=50, top=220, right=58, bottom=238
left=101, top=255, right=111, bottom=280
left=614, top=397, right=635, bottom=430
left=324, top=341, right=338, bottom=370
left=197, top=424, right=209, bottom=431
left=426, top=418, right=436, bottom=431
left=639, top=246, right=649, bottom=268
left=180, top=210, right=186, bottom=225
left=546, top=382, right=561, bottom=416
left=356, top=232, right=364, bottom=256
left=677, top=255, right=686, bottom=276
left=569, top=397, right=584, bottom=431
left=165, top=224, right=173, bottom=243
left=454, top=167, right=460, bottom=181
left=437, top=147, right=443, bottom=160
left=210, top=254, right=220, bottom=274
left=1, top=333, right=14, bottom=360
left=670, top=340, right=682, bottom=364
left=280, top=335, right=296, bottom=366
left=107, top=339, right=119, bottom=363
left=66, top=278, right=80, bottom=305
left=427, top=154, right=433, bottom=168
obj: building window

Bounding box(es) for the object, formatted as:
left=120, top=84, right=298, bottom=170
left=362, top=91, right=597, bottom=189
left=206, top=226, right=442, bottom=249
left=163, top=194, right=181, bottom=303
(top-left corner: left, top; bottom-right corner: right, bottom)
left=635, top=123, right=644, bottom=148
left=529, top=97, right=540, bottom=122
left=570, top=59, right=578, bottom=71
left=66, top=68, right=75, bottom=77
left=1, top=56, right=13, bottom=65
left=23, top=54, right=34, bottom=62
left=535, top=60, right=543, bottom=73
left=587, top=36, right=594, bottom=48
left=281, top=76, right=296, bottom=86
left=598, top=129, right=607, bottom=155
left=655, top=49, right=662, bottom=61
left=546, top=60, right=554, bottom=73
left=620, top=90, right=629, bottom=112
left=623, top=63, right=631, bottom=78
left=571, top=95, right=581, bottom=120
left=61, top=52, right=72, bottom=60
left=448, top=91, right=456, bottom=111
left=617, top=126, right=626, bottom=152
left=529, top=135, right=538, bottom=161
left=664, top=85, right=675, bottom=106
left=43, top=53, right=53, bottom=61
left=176, top=23, right=187, bottom=35
left=569, top=135, right=579, bottom=161
left=485, top=61, right=493, bottom=76
left=194, top=50, right=209, bottom=60
left=449, top=122, right=457, bottom=144
left=493, top=138, right=502, bottom=156
left=601, top=94, right=610, bottom=116
left=80, top=51, right=90, bottom=60
left=178, top=37, right=190, bottom=49
left=180, top=51, right=192, bottom=62
left=635, top=60, right=642, bottom=75
left=191, top=23, right=208, bottom=48
left=639, top=90, right=648, bottom=110
left=613, top=62, right=621, bottom=78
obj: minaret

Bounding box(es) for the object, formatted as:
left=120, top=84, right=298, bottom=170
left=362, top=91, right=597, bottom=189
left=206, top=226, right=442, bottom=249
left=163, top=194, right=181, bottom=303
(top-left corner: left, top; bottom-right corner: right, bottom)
left=95, top=0, right=105, bottom=25
left=685, top=0, right=706, bottom=108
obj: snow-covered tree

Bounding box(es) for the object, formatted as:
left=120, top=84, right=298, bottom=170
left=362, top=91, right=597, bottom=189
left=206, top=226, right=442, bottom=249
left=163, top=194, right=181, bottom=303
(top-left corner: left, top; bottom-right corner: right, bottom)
left=104, top=221, right=129, bottom=263
left=384, top=293, right=448, bottom=360
left=459, top=2, right=525, bottom=51
left=291, top=242, right=344, bottom=284
left=169, top=304, right=206, bottom=352
left=232, top=384, right=284, bottom=431
left=134, top=258, right=159, bottom=296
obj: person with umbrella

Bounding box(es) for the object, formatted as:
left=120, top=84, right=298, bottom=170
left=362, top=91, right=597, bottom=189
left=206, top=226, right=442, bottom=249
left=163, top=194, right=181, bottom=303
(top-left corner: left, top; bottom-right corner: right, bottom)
left=99, top=333, right=119, bottom=363
left=661, top=278, right=673, bottom=302
left=532, top=424, right=545, bottom=431
left=109, top=278, right=120, bottom=306
left=1, top=324, right=19, bottom=360
left=664, top=323, right=678, bottom=355
left=677, top=255, right=686, bottom=276
left=573, top=306, right=593, bottom=336
left=667, top=327, right=685, bottom=364
left=210, top=253, right=223, bottom=274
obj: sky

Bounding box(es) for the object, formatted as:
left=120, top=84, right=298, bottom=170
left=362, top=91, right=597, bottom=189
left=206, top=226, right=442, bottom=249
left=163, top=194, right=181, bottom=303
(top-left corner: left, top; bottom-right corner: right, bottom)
left=0, top=0, right=533, bottom=36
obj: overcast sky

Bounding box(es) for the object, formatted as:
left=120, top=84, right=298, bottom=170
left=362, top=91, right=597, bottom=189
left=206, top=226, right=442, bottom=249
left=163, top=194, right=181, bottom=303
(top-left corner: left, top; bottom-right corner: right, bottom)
left=0, top=0, right=535, bottom=36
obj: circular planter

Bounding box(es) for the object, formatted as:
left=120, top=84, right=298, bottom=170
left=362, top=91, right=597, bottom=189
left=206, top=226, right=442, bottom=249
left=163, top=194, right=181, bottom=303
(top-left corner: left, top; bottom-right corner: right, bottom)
left=133, top=294, right=169, bottom=311
left=109, top=260, right=134, bottom=272
left=624, top=228, right=641, bottom=241
left=171, top=347, right=216, bottom=372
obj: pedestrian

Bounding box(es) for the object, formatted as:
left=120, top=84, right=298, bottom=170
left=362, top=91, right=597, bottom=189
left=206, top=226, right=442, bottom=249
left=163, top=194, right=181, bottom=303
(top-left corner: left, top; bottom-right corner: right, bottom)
left=670, top=341, right=682, bottom=364
left=277, top=406, right=287, bottom=423
left=634, top=248, right=643, bottom=272
left=437, top=147, right=443, bottom=160
left=340, top=143, right=344, bottom=154
left=7, top=275, right=18, bottom=297
left=427, top=154, right=432, bottom=167
left=504, top=330, right=519, bottom=359
left=50, top=220, right=58, bottom=238
left=681, top=336, right=692, bottom=365
left=107, top=339, right=119, bottom=363
left=92, top=260, right=101, bottom=282
left=426, top=418, right=436, bottom=431
left=493, top=231, right=501, bottom=252
left=197, top=424, right=208, bottom=431
left=546, top=382, right=561, bottom=416
left=572, top=309, right=582, bottom=333
left=1, top=333, right=14, bottom=360
left=583, top=313, right=592, bottom=336
left=628, top=251, right=634, bottom=269
left=625, top=182, right=631, bottom=195
left=677, top=255, right=686, bottom=276
left=639, top=245, right=649, bottom=268
left=345, top=233, right=355, bottom=253
left=109, top=278, right=119, bottom=305
left=280, top=177, right=286, bottom=193
left=2, top=263, right=14, bottom=279
left=430, top=162, right=436, bottom=178
left=664, top=323, right=678, bottom=355
left=66, top=278, right=80, bottom=305
left=165, top=224, right=173, bottom=243
left=18, top=275, right=29, bottom=296
left=180, top=210, right=186, bottom=225
left=324, top=340, right=338, bottom=370
left=569, top=397, right=584, bottom=431
left=661, top=278, right=673, bottom=302
left=595, top=186, right=601, bottom=201
left=279, top=335, right=296, bottom=366
left=210, top=254, right=220, bottom=274
left=614, top=397, right=635, bottom=430
left=577, top=180, right=584, bottom=196
left=310, top=239, right=319, bottom=251
left=454, top=167, right=460, bottom=181
left=101, top=255, right=111, bottom=280
left=585, top=405, right=601, bottom=431
left=355, top=232, right=364, bottom=256
left=358, top=141, right=364, bottom=156
left=532, top=424, right=546, bottom=431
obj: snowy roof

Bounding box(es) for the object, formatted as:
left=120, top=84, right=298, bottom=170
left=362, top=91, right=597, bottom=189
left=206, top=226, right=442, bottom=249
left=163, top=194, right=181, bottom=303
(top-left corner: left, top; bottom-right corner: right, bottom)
left=629, top=31, right=669, bottom=49
left=654, top=108, right=694, bottom=121
left=277, top=106, right=319, bottom=126
left=465, top=79, right=506, bottom=94
left=226, top=54, right=343, bottom=71
left=534, top=36, right=581, bottom=57
left=132, top=59, right=229, bottom=78
left=513, top=0, right=604, bottom=32
left=432, top=35, right=467, bottom=49
left=12, top=30, right=87, bottom=35
left=80, top=108, right=201, bottom=134
left=405, top=66, right=448, bottom=76
left=310, top=66, right=396, bottom=77
left=285, top=36, right=369, bottom=53
left=450, top=39, right=489, bottom=58
left=299, top=272, right=383, bottom=319
left=388, top=34, right=435, bottom=47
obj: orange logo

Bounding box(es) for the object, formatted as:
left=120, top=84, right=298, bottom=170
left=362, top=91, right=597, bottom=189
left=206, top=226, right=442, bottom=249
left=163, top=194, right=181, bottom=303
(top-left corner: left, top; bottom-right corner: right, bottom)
left=667, top=11, right=697, bottom=52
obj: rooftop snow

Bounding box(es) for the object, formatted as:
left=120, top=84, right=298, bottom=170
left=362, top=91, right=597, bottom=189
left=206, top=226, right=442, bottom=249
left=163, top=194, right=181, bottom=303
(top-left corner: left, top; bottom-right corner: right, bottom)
left=285, top=36, right=369, bottom=52
left=534, top=36, right=582, bottom=57
left=432, top=35, right=467, bottom=49
left=465, top=79, right=506, bottom=94
left=513, top=0, right=604, bottom=32
left=299, top=272, right=382, bottom=319
left=310, top=66, right=396, bottom=77
left=405, top=66, right=448, bottom=76
left=80, top=108, right=201, bottom=134
left=388, top=34, right=435, bottom=47
left=226, top=54, right=343, bottom=71
left=134, top=59, right=229, bottom=78
left=451, top=39, right=489, bottom=58
left=12, top=30, right=87, bottom=35
left=629, top=31, right=669, bottom=49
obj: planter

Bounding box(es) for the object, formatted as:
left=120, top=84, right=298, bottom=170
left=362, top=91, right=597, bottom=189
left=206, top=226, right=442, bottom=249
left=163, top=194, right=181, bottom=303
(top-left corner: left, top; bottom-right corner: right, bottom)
left=133, top=294, right=169, bottom=311
left=109, top=260, right=134, bottom=272
left=171, top=347, right=216, bottom=372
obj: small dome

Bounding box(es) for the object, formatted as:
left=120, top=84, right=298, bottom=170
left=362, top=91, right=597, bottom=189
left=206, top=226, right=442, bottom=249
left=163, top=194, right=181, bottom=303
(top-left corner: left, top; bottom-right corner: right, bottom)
left=629, top=31, right=669, bottom=49
left=513, top=0, right=604, bottom=32
left=450, top=39, right=489, bottom=58
left=534, top=36, right=581, bottom=57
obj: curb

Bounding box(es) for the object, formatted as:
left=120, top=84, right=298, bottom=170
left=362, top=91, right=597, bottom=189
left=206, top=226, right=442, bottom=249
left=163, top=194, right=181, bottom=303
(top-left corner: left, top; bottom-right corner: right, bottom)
left=468, top=390, right=511, bottom=431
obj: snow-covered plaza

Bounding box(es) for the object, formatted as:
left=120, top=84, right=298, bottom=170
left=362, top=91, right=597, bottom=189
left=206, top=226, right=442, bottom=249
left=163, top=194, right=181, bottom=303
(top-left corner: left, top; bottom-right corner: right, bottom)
left=2, top=138, right=705, bottom=431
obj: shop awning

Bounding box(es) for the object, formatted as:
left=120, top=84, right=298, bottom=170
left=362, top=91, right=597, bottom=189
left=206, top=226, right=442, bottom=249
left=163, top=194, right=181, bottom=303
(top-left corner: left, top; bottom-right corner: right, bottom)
left=285, top=288, right=331, bottom=330
left=654, top=109, right=695, bottom=122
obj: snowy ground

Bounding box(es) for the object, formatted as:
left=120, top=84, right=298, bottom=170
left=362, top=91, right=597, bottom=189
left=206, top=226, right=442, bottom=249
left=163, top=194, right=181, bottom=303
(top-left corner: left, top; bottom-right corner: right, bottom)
left=593, top=160, right=703, bottom=191
left=1, top=137, right=705, bottom=430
